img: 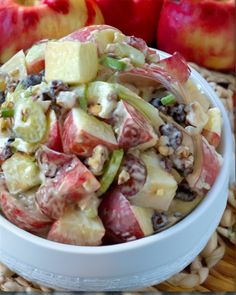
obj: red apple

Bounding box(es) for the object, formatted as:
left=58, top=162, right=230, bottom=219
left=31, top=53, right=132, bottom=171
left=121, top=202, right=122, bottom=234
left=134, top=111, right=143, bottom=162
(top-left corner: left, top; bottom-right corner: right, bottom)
left=98, top=189, right=154, bottom=243
left=113, top=100, right=157, bottom=150
left=25, top=41, right=47, bottom=74
left=116, top=63, right=189, bottom=103
left=157, top=0, right=235, bottom=71
left=94, top=0, right=164, bottom=44
left=47, top=206, right=105, bottom=246
left=202, top=107, right=222, bottom=148
left=62, top=108, right=118, bottom=157
left=36, top=146, right=100, bottom=219
left=186, top=135, right=221, bottom=192
left=0, top=0, right=103, bottom=64
left=0, top=188, right=52, bottom=233
left=45, top=109, right=63, bottom=152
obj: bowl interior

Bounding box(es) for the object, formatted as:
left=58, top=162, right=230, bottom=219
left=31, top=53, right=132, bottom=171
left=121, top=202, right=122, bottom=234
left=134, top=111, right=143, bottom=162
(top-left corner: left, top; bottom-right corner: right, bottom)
left=0, top=50, right=232, bottom=254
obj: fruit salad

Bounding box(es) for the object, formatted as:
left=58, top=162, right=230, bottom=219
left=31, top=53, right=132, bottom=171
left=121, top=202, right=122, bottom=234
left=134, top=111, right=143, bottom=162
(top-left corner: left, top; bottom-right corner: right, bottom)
left=0, top=25, right=223, bottom=246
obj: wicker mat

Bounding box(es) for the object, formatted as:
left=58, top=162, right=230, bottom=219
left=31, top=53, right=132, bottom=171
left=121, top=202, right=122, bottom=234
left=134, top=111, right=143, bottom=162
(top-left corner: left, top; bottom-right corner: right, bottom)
left=0, top=64, right=235, bottom=292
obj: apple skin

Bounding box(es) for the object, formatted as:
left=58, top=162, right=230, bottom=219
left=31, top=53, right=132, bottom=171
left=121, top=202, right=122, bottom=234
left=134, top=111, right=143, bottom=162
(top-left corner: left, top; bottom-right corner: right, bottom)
left=0, top=189, right=52, bottom=233
left=157, top=0, right=235, bottom=71
left=98, top=189, right=146, bottom=243
left=186, top=135, right=221, bottom=192
left=45, top=109, right=63, bottom=152
left=36, top=146, right=100, bottom=219
left=62, top=109, right=118, bottom=157
left=113, top=100, right=157, bottom=150
left=94, top=0, right=163, bottom=44
left=0, top=0, right=103, bottom=64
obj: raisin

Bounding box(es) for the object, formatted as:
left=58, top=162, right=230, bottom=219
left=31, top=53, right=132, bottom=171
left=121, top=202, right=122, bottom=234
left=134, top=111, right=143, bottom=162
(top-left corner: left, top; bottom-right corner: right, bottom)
left=159, top=123, right=182, bottom=149
left=0, top=91, right=5, bottom=104
left=175, top=181, right=197, bottom=202
left=152, top=212, right=169, bottom=231
left=160, top=156, right=173, bottom=172
left=22, top=74, right=43, bottom=88
left=150, top=97, right=168, bottom=114
left=168, top=103, right=186, bottom=124
left=49, top=80, right=69, bottom=97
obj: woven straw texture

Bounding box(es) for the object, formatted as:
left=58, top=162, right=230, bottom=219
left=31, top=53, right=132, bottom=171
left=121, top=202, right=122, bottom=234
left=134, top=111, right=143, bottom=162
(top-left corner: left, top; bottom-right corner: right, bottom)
left=0, top=63, right=235, bottom=292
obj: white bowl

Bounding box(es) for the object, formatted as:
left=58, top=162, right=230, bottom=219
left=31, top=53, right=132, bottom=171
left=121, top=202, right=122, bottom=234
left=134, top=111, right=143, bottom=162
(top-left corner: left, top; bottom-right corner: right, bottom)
left=0, top=50, right=233, bottom=291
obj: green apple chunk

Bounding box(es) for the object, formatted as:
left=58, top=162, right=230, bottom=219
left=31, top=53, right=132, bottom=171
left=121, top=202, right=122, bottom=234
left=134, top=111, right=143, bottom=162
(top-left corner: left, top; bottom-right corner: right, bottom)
left=13, top=99, right=47, bottom=143
left=2, top=153, right=41, bottom=194
left=47, top=207, right=105, bottom=246
left=0, top=50, right=27, bottom=80
left=45, top=41, right=98, bottom=84
left=130, top=150, right=177, bottom=211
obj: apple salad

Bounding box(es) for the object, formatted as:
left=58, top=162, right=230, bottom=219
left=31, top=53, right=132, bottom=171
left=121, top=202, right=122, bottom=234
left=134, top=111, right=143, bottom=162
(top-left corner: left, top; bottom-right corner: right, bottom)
left=0, top=25, right=222, bottom=246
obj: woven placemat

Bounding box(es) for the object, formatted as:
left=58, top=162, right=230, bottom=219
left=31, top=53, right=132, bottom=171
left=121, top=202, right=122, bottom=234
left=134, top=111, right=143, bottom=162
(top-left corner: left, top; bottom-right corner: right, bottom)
left=0, top=63, right=235, bottom=292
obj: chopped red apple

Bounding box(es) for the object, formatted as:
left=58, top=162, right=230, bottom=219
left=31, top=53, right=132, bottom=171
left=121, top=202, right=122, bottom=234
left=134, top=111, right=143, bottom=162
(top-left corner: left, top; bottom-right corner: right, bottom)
left=26, top=42, right=47, bottom=74
left=116, top=65, right=188, bottom=103
left=45, top=109, right=63, bottom=152
left=202, top=107, right=222, bottom=148
left=117, top=153, right=147, bottom=197
left=0, top=188, right=52, bottom=233
left=113, top=100, right=157, bottom=150
left=47, top=206, right=105, bottom=246
left=156, top=52, right=191, bottom=84
left=63, top=25, right=122, bottom=53
left=129, top=150, right=178, bottom=211
left=98, top=189, right=154, bottom=243
left=36, top=147, right=100, bottom=219
left=186, top=135, right=221, bottom=192
left=62, top=108, right=118, bottom=157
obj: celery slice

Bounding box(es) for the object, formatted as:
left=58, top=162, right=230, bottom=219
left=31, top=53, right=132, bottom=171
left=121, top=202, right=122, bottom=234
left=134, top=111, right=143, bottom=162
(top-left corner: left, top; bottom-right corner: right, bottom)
left=97, top=149, right=124, bottom=197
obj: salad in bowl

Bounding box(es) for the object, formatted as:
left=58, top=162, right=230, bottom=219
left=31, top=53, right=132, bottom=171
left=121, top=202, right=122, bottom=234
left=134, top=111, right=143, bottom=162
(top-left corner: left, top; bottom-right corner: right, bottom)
left=0, top=25, right=223, bottom=247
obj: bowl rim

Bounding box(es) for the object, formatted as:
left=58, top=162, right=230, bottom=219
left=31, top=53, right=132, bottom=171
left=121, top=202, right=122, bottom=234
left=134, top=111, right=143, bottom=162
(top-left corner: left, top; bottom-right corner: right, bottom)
left=0, top=49, right=232, bottom=255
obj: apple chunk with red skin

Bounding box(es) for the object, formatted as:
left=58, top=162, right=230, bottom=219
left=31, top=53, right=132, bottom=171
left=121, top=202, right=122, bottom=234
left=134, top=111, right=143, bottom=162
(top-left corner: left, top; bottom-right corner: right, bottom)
left=113, top=100, right=157, bottom=150
left=0, top=0, right=103, bottom=64
left=98, top=189, right=154, bottom=243
left=44, top=109, right=63, bottom=152
left=186, top=135, right=221, bottom=192
left=25, top=41, right=47, bottom=74
left=62, top=107, right=118, bottom=157
left=48, top=206, right=105, bottom=246
left=36, top=146, right=100, bottom=219
left=157, top=0, right=235, bottom=71
left=202, top=107, right=222, bottom=148
left=0, top=188, right=52, bottom=233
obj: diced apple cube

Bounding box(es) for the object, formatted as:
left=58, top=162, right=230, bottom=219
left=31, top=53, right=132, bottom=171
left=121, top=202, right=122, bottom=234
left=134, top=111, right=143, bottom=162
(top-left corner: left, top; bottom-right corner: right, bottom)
left=26, top=42, right=46, bottom=74
left=129, top=150, right=178, bottom=211
left=47, top=207, right=105, bottom=246
left=62, top=108, right=118, bottom=157
left=98, top=189, right=152, bottom=243
left=2, top=153, right=41, bottom=194
left=45, top=41, right=98, bottom=84
left=45, top=109, right=63, bottom=152
left=113, top=100, right=157, bottom=150
left=131, top=206, right=154, bottom=237
left=0, top=50, right=27, bottom=80
left=202, top=107, right=222, bottom=148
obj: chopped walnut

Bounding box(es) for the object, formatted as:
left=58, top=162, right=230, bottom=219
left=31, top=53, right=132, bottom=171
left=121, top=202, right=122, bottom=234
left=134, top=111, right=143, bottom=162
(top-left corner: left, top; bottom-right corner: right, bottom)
left=86, top=145, right=109, bottom=176
left=88, top=104, right=102, bottom=117
left=118, top=169, right=130, bottom=185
